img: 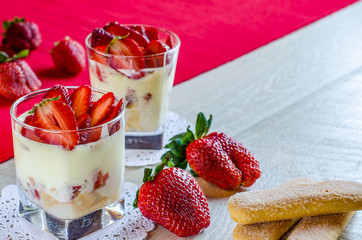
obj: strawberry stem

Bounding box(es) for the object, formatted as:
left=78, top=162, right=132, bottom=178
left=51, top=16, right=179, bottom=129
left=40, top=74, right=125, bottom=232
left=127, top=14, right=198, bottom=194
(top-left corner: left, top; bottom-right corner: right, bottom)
left=0, top=49, right=29, bottom=64
left=28, top=96, right=61, bottom=114
left=134, top=153, right=172, bottom=208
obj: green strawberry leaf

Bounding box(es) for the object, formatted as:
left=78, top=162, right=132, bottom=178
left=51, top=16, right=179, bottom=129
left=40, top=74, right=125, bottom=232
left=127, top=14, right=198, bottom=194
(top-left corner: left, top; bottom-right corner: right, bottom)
left=0, top=51, right=9, bottom=63
left=133, top=189, right=140, bottom=207
left=177, top=160, right=188, bottom=170
left=205, top=114, right=213, bottom=135
left=169, top=132, right=185, bottom=141
left=165, top=139, right=185, bottom=158
left=195, top=112, right=207, bottom=139
left=2, top=20, right=11, bottom=31
left=15, top=49, right=29, bottom=59
left=190, top=169, right=199, bottom=177
left=181, top=126, right=195, bottom=145
left=143, top=168, right=153, bottom=183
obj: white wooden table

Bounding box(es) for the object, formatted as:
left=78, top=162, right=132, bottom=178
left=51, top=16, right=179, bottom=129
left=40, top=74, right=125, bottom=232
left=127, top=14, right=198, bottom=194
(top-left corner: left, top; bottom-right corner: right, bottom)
left=1, top=1, right=362, bottom=239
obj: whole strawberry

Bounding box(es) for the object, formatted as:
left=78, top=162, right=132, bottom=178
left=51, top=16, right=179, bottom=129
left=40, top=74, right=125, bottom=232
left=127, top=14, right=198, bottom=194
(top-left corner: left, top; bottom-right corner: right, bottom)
left=164, top=113, right=261, bottom=190
left=50, top=36, right=86, bottom=75
left=2, top=17, right=41, bottom=51
left=0, top=50, right=41, bottom=100
left=134, top=156, right=210, bottom=237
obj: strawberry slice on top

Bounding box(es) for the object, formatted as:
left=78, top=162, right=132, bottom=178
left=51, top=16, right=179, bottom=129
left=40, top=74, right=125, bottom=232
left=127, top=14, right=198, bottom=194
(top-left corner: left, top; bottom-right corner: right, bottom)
left=31, top=98, right=79, bottom=150
left=21, top=115, right=43, bottom=143
left=107, top=37, right=145, bottom=78
left=42, top=85, right=71, bottom=105
left=70, top=85, right=92, bottom=119
left=89, top=92, right=115, bottom=127
left=103, top=22, right=149, bottom=48
left=90, top=28, right=114, bottom=48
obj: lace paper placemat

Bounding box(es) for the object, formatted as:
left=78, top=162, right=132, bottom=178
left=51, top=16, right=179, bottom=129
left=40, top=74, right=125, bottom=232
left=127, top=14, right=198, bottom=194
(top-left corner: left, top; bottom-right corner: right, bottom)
left=0, top=182, right=154, bottom=240
left=125, top=111, right=190, bottom=167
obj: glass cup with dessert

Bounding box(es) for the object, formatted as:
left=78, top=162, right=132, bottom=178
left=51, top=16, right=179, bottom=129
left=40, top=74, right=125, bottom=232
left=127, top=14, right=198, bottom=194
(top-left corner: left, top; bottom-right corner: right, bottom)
left=85, top=22, right=180, bottom=149
left=10, top=85, right=125, bottom=239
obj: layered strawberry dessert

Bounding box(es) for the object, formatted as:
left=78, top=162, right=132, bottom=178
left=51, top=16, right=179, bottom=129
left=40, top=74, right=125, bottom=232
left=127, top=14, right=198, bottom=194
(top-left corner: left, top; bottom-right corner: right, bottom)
left=86, top=22, right=180, bottom=132
left=12, top=85, right=125, bottom=220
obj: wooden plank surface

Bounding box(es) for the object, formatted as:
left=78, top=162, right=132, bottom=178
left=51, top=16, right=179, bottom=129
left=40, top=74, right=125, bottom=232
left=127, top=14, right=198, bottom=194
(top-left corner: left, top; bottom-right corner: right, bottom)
left=1, top=1, right=362, bottom=239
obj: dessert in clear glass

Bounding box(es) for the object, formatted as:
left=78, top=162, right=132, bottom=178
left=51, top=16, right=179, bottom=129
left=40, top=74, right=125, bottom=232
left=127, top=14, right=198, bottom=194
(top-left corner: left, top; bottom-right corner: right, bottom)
left=10, top=85, right=125, bottom=239
left=86, top=23, right=180, bottom=149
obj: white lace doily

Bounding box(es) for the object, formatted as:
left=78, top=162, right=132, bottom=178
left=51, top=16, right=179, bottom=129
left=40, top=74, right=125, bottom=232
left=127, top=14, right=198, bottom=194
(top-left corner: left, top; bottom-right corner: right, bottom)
left=0, top=183, right=155, bottom=240
left=125, top=111, right=190, bottom=167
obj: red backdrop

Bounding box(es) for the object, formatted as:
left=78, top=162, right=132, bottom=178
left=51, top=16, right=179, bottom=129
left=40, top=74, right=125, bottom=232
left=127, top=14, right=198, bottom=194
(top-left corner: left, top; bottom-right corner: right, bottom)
left=0, top=0, right=358, bottom=162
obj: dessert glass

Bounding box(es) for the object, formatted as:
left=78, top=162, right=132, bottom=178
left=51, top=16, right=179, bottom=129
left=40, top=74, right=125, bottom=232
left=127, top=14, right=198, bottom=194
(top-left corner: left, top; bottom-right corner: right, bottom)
left=86, top=25, right=180, bottom=149
left=10, top=87, right=125, bottom=239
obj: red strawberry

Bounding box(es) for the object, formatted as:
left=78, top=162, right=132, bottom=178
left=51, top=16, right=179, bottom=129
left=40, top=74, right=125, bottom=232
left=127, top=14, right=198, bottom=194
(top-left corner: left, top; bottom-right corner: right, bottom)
left=70, top=85, right=92, bottom=118
left=130, top=25, right=146, bottom=36
left=135, top=163, right=210, bottom=237
left=21, top=115, right=43, bottom=143
left=89, top=92, right=115, bottom=127
left=90, top=45, right=108, bottom=65
left=148, top=40, right=170, bottom=67
left=164, top=113, right=261, bottom=190
left=90, top=28, right=114, bottom=47
left=166, top=35, right=173, bottom=49
left=187, top=138, right=243, bottom=189
left=31, top=98, right=79, bottom=150
left=93, top=171, right=109, bottom=190
left=206, top=132, right=261, bottom=187
left=107, top=37, right=145, bottom=71
left=42, top=85, right=71, bottom=105
left=99, top=98, right=123, bottom=136
left=103, top=22, right=149, bottom=48
left=3, top=17, right=41, bottom=51
left=145, top=27, right=159, bottom=41
left=77, top=113, right=91, bottom=144
left=0, top=50, right=41, bottom=100
left=50, top=36, right=86, bottom=75
left=76, top=113, right=91, bottom=129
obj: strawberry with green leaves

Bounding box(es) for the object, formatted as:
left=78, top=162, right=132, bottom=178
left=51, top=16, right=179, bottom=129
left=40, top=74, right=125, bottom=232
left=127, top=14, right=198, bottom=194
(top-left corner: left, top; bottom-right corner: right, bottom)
left=164, top=113, right=261, bottom=189
left=0, top=49, right=41, bottom=100
left=134, top=154, right=210, bottom=237
left=2, top=17, right=42, bottom=51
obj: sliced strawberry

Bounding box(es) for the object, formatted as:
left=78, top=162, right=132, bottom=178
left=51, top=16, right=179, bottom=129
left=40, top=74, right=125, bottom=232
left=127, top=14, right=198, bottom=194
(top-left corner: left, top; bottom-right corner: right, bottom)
left=42, top=85, right=71, bottom=105
left=84, top=126, right=102, bottom=143
left=21, top=115, right=43, bottom=143
left=71, top=185, right=82, bottom=199
left=90, top=28, right=114, bottom=47
left=166, top=35, right=173, bottom=49
left=76, top=113, right=91, bottom=129
left=145, top=27, right=159, bottom=41
left=99, top=98, right=123, bottom=136
left=89, top=92, right=115, bottom=127
left=148, top=40, right=170, bottom=67
left=77, top=113, right=91, bottom=144
left=107, top=37, right=145, bottom=77
left=70, top=85, right=92, bottom=118
left=32, top=98, right=79, bottom=150
left=93, top=171, right=109, bottom=190
left=103, top=22, right=149, bottom=48
left=130, top=25, right=146, bottom=36
left=90, top=45, right=108, bottom=65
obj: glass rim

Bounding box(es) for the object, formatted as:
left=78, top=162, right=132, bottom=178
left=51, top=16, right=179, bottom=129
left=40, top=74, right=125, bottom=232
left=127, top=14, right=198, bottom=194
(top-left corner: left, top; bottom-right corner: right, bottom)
left=10, top=86, right=125, bottom=133
left=85, top=24, right=181, bottom=59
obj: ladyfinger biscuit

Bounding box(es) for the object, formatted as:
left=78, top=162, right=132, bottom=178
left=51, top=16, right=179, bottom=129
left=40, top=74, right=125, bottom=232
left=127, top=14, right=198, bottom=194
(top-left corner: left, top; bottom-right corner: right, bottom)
left=228, top=180, right=362, bottom=224
left=233, top=219, right=299, bottom=240
left=286, top=212, right=355, bottom=240
left=232, top=178, right=314, bottom=240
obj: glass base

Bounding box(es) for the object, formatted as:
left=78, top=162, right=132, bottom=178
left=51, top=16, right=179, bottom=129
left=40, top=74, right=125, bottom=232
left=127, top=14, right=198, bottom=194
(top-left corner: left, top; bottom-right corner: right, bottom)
left=125, top=126, right=164, bottom=149
left=18, top=189, right=125, bottom=240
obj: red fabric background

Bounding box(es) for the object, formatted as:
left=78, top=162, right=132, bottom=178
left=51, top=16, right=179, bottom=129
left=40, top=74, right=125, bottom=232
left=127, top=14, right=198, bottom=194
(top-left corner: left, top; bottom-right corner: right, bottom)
left=0, top=0, right=358, bottom=162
